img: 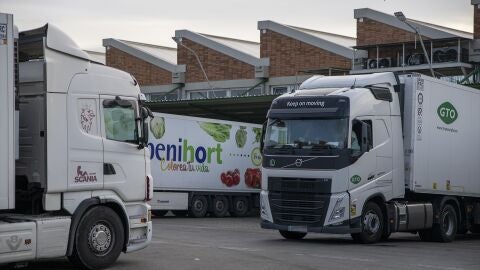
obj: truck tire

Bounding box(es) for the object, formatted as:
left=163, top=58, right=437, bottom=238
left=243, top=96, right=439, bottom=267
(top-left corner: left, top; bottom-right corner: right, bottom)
left=351, top=202, right=384, bottom=244
left=212, top=196, right=229, bottom=217
left=231, top=196, right=249, bottom=217
left=152, top=210, right=168, bottom=217
left=279, top=230, right=307, bottom=240
left=189, top=195, right=208, bottom=218
left=68, top=206, right=124, bottom=270
left=172, top=210, right=188, bottom=217
left=430, top=204, right=457, bottom=242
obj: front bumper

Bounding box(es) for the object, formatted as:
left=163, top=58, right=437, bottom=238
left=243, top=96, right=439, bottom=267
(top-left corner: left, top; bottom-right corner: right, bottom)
left=260, top=189, right=361, bottom=235
left=125, top=202, right=153, bottom=253
left=261, top=218, right=361, bottom=234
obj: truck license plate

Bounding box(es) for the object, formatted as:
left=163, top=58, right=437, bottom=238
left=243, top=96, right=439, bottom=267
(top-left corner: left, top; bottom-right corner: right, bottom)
left=288, top=225, right=307, bottom=232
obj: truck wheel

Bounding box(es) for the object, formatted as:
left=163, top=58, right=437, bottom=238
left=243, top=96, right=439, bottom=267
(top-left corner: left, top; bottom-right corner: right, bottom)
left=279, top=230, right=307, bottom=240
left=152, top=210, right=168, bottom=217
left=172, top=210, right=188, bottom=217
left=351, top=202, right=384, bottom=244
left=430, top=204, right=457, bottom=242
left=231, top=196, right=249, bottom=217
left=189, top=195, right=208, bottom=218
left=212, top=196, right=229, bottom=217
left=68, top=206, right=124, bottom=270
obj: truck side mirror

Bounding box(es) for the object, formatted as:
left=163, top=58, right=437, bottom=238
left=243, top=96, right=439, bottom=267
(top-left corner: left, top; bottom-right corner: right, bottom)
left=260, top=120, right=267, bottom=154
left=361, top=121, right=372, bottom=152
left=138, top=106, right=153, bottom=149
left=142, top=121, right=149, bottom=145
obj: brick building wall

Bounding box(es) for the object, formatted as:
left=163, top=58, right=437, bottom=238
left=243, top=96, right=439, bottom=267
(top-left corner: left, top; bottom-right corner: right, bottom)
left=177, top=39, right=255, bottom=83
left=106, top=47, right=172, bottom=86
left=356, top=18, right=429, bottom=46
left=260, top=30, right=351, bottom=77
left=475, top=5, right=480, bottom=39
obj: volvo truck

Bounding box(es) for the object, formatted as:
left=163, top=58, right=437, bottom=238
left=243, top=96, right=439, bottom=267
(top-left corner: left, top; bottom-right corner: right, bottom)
left=260, top=72, right=480, bottom=243
left=147, top=113, right=262, bottom=218
left=0, top=13, right=153, bottom=268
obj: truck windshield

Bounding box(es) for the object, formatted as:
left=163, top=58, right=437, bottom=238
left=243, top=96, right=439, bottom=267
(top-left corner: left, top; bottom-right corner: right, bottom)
left=264, top=118, right=348, bottom=155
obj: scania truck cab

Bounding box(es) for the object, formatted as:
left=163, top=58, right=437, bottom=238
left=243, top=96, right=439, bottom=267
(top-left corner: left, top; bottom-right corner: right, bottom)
left=260, top=72, right=480, bottom=243
left=1, top=13, right=152, bottom=269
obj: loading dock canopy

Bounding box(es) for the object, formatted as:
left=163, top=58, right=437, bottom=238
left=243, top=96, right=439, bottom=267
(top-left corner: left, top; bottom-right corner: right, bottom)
left=146, top=95, right=278, bottom=124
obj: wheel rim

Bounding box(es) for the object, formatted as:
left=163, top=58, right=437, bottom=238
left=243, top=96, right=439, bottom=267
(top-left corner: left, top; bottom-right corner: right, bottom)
left=442, top=210, right=455, bottom=236
left=215, top=199, right=225, bottom=212
left=194, top=199, right=204, bottom=212
left=236, top=200, right=246, bottom=212
left=363, top=211, right=380, bottom=235
left=88, top=222, right=113, bottom=255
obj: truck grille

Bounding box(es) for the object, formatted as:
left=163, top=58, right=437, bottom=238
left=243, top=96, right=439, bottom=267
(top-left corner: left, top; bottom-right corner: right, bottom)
left=268, top=177, right=331, bottom=194
left=269, top=191, right=330, bottom=226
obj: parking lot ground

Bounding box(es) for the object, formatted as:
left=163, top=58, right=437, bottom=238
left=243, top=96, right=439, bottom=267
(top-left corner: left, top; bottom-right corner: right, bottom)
left=28, top=216, right=480, bottom=270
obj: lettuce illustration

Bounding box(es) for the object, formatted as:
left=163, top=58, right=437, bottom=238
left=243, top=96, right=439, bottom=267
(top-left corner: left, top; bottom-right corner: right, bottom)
left=235, top=126, right=247, bottom=148
left=199, top=122, right=232, bottom=143
left=150, top=117, right=165, bottom=139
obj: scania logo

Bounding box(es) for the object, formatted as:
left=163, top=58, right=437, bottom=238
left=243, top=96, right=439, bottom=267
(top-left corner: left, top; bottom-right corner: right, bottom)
left=295, top=159, right=303, bottom=167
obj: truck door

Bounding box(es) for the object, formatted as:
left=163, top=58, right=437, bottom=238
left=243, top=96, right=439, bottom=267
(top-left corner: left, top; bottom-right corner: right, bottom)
left=67, top=94, right=104, bottom=190
left=372, top=118, right=393, bottom=194
left=100, top=95, right=146, bottom=201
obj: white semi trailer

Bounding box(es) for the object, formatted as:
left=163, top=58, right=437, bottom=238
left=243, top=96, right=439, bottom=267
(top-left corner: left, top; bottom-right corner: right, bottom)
left=0, top=13, right=152, bottom=268
left=147, top=113, right=262, bottom=218
left=260, top=72, right=480, bottom=243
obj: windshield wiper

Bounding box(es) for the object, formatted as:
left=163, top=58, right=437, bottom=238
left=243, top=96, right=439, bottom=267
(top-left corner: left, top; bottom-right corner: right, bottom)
left=267, top=144, right=295, bottom=155
left=309, top=144, right=338, bottom=155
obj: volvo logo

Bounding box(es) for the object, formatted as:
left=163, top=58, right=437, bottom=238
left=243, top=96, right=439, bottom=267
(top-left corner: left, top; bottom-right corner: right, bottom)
left=295, top=159, right=303, bottom=167
left=269, top=159, right=276, bottom=167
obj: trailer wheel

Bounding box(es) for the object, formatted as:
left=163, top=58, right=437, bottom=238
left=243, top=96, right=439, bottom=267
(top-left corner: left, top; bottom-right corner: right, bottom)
left=231, top=196, right=249, bottom=217
left=212, top=196, right=229, bottom=217
left=152, top=210, right=168, bottom=217
left=279, top=230, right=307, bottom=240
left=430, top=204, right=457, bottom=242
left=68, top=206, right=124, bottom=270
left=189, top=196, right=208, bottom=218
left=172, top=210, right=188, bottom=217
left=351, top=202, right=384, bottom=244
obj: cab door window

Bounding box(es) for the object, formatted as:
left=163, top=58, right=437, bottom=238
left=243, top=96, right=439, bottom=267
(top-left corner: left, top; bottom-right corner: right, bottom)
left=103, top=99, right=138, bottom=143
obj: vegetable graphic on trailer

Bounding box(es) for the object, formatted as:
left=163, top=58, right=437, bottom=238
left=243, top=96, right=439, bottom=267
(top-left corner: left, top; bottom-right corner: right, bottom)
left=148, top=113, right=262, bottom=218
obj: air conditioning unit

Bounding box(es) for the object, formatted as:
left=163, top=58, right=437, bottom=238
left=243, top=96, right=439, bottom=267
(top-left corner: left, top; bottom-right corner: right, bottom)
left=255, top=65, right=269, bottom=78
left=367, top=59, right=378, bottom=69
left=433, top=47, right=458, bottom=63
left=378, top=57, right=392, bottom=68
left=407, top=54, right=426, bottom=66
left=172, top=72, right=185, bottom=84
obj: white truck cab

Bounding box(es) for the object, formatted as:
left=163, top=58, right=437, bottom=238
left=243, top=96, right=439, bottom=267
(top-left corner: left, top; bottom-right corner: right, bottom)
left=1, top=14, right=152, bottom=269
left=261, top=72, right=480, bottom=243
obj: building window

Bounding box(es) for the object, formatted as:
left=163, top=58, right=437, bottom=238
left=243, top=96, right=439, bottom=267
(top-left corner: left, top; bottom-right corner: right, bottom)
left=271, top=85, right=297, bottom=95
left=188, top=86, right=263, bottom=100
left=148, top=92, right=179, bottom=102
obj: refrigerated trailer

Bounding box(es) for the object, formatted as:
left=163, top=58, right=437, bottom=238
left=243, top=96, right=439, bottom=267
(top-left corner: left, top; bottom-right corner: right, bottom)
left=260, top=72, right=480, bottom=243
left=147, top=113, right=262, bottom=217
left=0, top=13, right=153, bottom=268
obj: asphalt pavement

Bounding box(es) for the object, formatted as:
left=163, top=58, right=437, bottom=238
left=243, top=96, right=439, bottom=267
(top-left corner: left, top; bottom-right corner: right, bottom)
left=27, top=216, right=480, bottom=270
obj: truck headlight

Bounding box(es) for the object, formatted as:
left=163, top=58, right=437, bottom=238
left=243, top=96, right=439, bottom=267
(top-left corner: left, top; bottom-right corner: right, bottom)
left=329, top=196, right=346, bottom=222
